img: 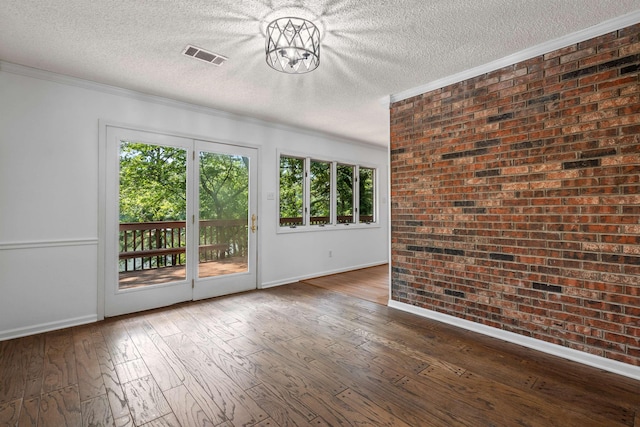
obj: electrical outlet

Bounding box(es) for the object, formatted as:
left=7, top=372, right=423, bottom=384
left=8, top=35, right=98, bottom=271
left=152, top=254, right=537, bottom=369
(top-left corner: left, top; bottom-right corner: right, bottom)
left=329, top=250, right=332, bottom=258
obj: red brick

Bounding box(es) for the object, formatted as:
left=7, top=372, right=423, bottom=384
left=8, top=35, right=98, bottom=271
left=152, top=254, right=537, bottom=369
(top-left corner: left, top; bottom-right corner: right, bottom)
left=585, top=337, right=626, bottom=352
left=620, top=41, right=640, bottom=56
left=598, top=76, right=638, bottom=91
left=544, top=45, right=576, bottom=60
left=580, top=50, right=619, bottom=67
left=578, top=69, right=619, bottom=85
left=600, top=115, right=640, bottom=128
left=560, top=47, right=596, bottom=64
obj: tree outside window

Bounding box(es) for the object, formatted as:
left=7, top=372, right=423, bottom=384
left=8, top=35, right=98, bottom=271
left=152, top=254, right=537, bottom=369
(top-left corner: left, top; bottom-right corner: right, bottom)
left=279, top=156, right=305, bottom=226
left=336, top=164, right=354, bottom=224
left=359, top=167, right=375, bottom=223
left=310, top=160, right=331, bottom=225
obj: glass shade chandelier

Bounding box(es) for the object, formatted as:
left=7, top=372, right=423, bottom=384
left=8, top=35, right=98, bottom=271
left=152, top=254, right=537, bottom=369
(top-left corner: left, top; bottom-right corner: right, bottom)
left=265, top=17, right=320, bottom=74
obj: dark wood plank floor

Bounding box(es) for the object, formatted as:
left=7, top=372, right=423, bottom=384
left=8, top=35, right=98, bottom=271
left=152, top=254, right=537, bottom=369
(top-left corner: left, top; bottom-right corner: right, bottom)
left=1, top=279, right=639, bottom=426
left=301, top=264, right=389, bottom=305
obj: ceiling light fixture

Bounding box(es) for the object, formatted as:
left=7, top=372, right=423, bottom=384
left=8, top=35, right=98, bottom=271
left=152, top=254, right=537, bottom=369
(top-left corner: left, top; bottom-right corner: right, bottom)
left=265, top=17, right=320, bottom=74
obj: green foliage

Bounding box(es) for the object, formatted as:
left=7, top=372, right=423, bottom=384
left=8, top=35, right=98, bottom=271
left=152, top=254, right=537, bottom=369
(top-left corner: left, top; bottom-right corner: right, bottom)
left=119, top=142, right=249, bottom=224
left=336, top=164, right=354, bottom=221
left=199, top=153, right=248, bottom=220
left=119, top=142, right=187, bottom=222
left=310, top=160, right=330, bottom=219
left=359, top=167, right=374, bottom=217
left=279, top=156, right=304, bottom=219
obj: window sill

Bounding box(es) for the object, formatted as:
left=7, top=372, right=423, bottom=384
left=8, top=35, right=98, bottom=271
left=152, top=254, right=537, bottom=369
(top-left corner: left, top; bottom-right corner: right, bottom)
left=276, top=222, right=380, bottom=234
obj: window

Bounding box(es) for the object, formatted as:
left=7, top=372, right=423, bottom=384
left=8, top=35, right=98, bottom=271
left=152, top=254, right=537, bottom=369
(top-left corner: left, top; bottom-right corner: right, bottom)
left=359, top=167, right=375, bottom=223
left=279, top=154, right=376, bottom=229
left=336, top=164, right=354, bottom=224
left=310, top=160, right=331, bottom=225
left=279, top=156, right=305, bottom=227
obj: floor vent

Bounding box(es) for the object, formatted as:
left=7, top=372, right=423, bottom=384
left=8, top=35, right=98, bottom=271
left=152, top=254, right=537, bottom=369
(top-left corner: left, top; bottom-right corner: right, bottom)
left=183, top=45, right=227, bottom=66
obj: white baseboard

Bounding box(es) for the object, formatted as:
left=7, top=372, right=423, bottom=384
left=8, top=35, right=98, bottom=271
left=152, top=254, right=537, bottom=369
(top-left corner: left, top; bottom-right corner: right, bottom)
left=0, top=315, right=98, bottom=341
left=260, top=261, right=388, bottom=289
left=388, top=300, right=640, bottom=381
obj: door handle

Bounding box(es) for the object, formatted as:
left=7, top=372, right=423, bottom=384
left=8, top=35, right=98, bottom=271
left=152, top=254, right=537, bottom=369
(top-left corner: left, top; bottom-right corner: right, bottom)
left=251, top=214, right=257, bottom=233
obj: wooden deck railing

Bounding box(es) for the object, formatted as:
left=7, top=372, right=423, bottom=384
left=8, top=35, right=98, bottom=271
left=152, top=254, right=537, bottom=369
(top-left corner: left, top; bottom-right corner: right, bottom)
left=119, top=219, right=247, bottom=272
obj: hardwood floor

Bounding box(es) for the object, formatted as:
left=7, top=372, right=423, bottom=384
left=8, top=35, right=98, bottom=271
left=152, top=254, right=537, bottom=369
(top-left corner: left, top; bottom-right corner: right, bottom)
left=1, top=279, right=639, bottom=426
left=301, top=264, right=389, bottom=305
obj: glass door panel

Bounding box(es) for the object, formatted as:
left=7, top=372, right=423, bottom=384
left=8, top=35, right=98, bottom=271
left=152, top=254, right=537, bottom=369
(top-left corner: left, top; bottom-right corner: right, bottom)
left=198, top=152, right=249, bottom=278
left=193, top=141, right=257, bottom=301
left=119, top=141, right=188, bottom=288
left=105, top=127, right=193, bottom=318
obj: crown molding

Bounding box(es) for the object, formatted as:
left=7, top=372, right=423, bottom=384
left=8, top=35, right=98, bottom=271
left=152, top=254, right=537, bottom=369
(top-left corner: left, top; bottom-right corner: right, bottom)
left=390, top=10, right=640, bottom=104
left=0, top=60, right=385, bottom=151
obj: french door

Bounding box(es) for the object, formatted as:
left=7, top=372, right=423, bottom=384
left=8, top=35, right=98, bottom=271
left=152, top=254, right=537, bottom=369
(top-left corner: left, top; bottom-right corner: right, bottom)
left=104, top=127, right=257, bottom=317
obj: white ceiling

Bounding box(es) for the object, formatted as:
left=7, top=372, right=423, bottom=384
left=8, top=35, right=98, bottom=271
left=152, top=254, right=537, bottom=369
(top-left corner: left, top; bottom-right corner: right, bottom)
left=1, top=1, right=639, bottom=146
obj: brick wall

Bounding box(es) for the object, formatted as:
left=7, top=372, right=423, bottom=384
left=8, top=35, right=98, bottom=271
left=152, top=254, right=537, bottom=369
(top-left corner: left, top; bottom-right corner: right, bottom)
left=390, top=23, right=640, bottom=366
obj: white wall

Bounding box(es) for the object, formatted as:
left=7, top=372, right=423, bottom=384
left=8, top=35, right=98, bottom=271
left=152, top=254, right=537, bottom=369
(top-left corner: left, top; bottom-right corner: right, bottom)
left=0, top=63, right=389, bottom=339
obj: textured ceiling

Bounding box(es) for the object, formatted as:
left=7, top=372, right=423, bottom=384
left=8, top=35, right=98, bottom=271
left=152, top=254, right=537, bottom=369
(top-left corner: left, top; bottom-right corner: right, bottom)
left=1, top=1, right=639, bottom=146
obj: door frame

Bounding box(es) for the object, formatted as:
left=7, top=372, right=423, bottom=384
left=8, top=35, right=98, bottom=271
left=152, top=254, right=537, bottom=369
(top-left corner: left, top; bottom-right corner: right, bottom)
left=98, top=121, right=261, bottom=320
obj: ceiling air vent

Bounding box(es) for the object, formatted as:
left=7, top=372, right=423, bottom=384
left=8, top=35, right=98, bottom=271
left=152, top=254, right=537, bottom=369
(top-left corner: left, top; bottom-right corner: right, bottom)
left=183, top=45, right=228, bottom=66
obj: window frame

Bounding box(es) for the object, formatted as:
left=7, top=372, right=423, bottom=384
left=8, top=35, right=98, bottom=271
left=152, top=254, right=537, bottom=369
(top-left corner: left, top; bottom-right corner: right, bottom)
left=277, top=152, right=379, bottom=233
